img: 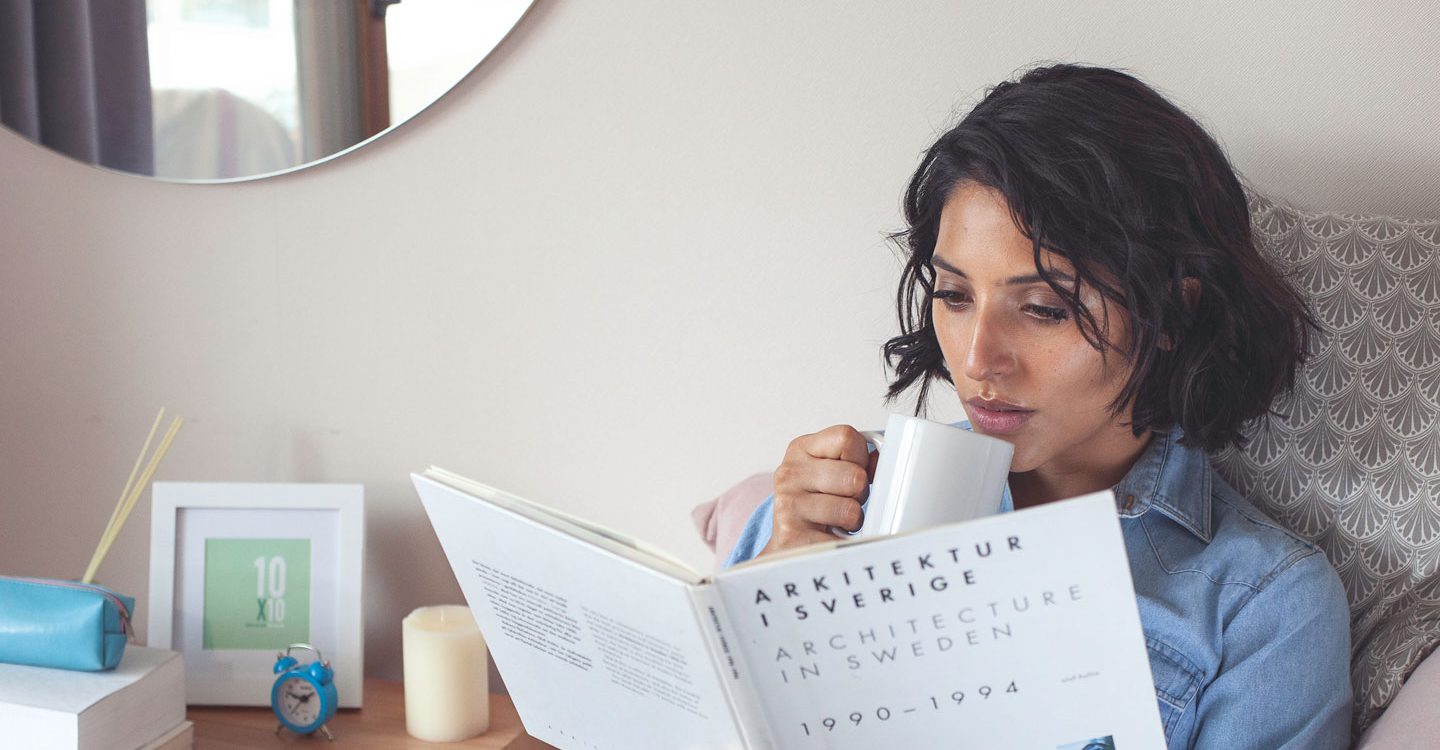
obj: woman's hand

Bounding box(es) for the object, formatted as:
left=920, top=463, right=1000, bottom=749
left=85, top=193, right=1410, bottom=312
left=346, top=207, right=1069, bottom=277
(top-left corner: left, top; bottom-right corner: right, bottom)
left=757, top=425, right=879, bottom=557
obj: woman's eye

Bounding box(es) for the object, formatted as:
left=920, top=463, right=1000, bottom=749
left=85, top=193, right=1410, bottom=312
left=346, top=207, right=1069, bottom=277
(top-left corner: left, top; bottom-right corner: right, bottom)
left=932, top=290, right=1069, bottom=324
left=1025, top=304, right=1070, bottom=323
left=931, top=290, right=970, bottom=308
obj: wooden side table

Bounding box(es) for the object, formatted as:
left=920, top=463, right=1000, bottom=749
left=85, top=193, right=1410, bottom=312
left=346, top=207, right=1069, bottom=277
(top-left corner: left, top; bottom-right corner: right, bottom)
left=188, top=678, right=557, bottom=749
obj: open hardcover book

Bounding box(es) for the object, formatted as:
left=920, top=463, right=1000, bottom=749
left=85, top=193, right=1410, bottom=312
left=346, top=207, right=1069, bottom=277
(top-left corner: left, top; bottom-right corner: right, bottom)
left=413, top=468, right=1166, bottom=750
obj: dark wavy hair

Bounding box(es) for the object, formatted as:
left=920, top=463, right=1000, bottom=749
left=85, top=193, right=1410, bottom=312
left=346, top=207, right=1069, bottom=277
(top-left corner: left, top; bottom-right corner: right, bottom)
left=882, top=64, right=1316, bottom=452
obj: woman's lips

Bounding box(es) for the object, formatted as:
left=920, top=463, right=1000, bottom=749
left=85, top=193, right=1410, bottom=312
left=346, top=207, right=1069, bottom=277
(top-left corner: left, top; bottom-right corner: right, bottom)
left=966, top=402, right=1034, bottom=435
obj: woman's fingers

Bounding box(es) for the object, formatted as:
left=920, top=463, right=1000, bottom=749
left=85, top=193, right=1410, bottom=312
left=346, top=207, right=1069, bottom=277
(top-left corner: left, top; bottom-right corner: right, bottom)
left=773, top=456, right=870, bottom=501
left=786, top=425, right=872, bottom=467
left=774, top=491, right=865, bottom=533
left=775, top=425, right=873, bottom=498
left=760, top=493, right=862, bottom=556
left=759, top=425, right=877, bottom=559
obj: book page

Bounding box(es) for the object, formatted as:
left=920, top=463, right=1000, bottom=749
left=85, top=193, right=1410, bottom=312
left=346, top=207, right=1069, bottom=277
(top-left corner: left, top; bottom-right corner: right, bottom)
left=713, top=492, right=1166, bottom=749
left=424, top=467, right=703, bottom=583
left=414, top=475, right=746, bottom=750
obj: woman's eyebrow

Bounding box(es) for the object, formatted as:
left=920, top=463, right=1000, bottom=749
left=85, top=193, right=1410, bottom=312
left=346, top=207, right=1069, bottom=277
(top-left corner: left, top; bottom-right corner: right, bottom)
left=929, top=255, right=1075, bottom=285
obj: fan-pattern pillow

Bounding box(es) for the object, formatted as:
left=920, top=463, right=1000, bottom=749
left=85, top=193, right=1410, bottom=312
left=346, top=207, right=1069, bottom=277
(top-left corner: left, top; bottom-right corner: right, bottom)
left=1211, top=193, right=1440, bottom=737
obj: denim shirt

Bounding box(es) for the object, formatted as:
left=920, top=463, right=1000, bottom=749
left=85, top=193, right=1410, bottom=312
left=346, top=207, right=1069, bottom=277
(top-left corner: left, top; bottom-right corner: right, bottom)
left=723, top=424, right=1353, bottom=750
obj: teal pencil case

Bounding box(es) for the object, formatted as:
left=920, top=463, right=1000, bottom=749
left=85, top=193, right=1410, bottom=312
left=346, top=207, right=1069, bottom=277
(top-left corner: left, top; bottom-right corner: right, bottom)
left=0, top=575, right=134, bottom=671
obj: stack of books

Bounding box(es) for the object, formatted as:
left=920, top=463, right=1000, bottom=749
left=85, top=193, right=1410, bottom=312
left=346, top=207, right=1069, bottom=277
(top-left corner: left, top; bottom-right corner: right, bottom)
left=0, top=646, right=190, bottom=750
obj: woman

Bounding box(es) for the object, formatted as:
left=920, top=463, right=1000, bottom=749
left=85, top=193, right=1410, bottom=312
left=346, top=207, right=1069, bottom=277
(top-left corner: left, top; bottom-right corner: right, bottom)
left=724, top=65, right=1353, bottom=749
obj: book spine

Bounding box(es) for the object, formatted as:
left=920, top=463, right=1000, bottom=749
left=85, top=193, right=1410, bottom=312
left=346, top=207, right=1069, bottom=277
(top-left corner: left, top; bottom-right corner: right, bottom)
left=688, top=584, right=774, bottom=750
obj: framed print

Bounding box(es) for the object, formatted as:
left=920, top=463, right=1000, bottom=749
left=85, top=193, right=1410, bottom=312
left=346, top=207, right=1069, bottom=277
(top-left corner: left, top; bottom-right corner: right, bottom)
left=148, top=482, right=364, bottom=707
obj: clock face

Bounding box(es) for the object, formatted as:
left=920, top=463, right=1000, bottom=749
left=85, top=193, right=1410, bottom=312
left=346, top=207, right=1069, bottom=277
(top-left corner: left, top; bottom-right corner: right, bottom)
left=277, top=675, right=322, bottom=728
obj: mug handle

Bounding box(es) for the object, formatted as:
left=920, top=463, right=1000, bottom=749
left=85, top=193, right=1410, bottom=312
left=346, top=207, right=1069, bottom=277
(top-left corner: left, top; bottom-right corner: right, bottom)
left=829, top=429, right=885, bottom=538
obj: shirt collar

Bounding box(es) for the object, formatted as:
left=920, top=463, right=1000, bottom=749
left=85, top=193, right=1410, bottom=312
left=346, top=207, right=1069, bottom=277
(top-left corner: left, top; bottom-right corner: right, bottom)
left=981, top=422, right=1212, bottom=543
left=1112, top=425, right=1213, bottom=542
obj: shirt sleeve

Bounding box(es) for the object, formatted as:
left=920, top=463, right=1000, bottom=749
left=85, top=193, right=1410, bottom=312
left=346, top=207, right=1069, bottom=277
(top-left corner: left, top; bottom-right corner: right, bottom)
left=721, top=494, right=775, bottom=569
left=1190, top=549, right=1353, bottom=749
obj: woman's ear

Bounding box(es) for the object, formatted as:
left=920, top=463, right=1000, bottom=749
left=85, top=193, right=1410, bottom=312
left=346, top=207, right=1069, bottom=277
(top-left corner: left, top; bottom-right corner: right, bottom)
left=1159, top=277, right=1202, bottom=351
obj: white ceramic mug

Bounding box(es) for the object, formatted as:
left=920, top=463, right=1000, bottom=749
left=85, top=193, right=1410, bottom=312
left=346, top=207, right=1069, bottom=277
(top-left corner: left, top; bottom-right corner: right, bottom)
left=834, top=413, right=1014, bottom=538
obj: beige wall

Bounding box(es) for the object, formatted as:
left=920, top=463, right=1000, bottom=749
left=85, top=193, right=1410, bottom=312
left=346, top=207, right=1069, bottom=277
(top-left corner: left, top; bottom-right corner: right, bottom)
left=2, top=0, right=1437, bottom=682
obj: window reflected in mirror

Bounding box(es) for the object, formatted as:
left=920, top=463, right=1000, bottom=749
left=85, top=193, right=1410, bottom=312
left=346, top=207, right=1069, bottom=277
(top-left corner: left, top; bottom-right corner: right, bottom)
left=148, top=0, right=302, bottom=178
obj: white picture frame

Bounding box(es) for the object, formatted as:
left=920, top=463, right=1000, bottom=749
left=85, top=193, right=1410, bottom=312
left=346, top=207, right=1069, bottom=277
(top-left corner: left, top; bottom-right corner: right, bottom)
left=148, top=482, right=364, bottom=707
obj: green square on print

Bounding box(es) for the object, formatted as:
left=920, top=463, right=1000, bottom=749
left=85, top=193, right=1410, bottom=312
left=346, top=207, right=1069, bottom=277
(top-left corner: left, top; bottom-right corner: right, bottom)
left=202, top=538, right=311, bottom=650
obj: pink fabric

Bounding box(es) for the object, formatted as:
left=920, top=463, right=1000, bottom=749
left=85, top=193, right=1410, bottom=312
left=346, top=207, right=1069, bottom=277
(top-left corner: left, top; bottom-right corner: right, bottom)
left=1354, top=646, right=1440, bottom=749
left=691, top=472, right=773, bottom=570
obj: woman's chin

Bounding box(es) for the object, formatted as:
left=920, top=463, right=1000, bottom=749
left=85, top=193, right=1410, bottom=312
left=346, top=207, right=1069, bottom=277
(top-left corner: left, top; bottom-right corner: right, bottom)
left=997, top=440, right=1038, bottom=474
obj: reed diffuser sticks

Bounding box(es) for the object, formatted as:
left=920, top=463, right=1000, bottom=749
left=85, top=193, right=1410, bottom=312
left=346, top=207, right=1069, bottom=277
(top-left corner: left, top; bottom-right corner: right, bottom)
left=82, top=408, right=184, bottom=584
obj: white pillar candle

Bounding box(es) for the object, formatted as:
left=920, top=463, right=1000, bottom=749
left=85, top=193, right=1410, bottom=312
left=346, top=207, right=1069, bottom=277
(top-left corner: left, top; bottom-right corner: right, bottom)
left=403, top=605, right=490, bottom=742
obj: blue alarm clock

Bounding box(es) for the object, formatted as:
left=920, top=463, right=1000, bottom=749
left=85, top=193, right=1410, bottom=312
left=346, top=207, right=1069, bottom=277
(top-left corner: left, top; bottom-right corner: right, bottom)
left=271, top=643, right=338, bottom=741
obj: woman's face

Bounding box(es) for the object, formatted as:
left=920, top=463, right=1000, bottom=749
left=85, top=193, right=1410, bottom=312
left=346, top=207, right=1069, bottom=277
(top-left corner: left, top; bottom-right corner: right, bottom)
left=930, top=182, right=1145, bottom=479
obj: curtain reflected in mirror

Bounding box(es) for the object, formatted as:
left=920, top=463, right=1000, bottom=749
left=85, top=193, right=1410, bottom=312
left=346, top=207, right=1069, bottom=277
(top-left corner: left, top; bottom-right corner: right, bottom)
left=0, top=0, right=531, bottom=181
left=0, top=0, right=154, bottom=173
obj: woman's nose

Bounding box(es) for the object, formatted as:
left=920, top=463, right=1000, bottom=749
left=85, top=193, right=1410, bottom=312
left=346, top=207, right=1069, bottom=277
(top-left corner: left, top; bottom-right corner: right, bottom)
left=961, top=309, right=1016, bottom=382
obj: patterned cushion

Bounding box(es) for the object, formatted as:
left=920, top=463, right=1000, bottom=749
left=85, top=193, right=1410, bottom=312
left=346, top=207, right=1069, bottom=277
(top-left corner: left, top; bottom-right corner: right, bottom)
left=1211, top=193, right=1440, bottom=736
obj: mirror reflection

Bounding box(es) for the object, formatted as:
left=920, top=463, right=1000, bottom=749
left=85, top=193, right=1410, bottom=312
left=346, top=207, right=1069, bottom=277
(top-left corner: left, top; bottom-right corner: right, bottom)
left=0, top=0, right=531, bottom=181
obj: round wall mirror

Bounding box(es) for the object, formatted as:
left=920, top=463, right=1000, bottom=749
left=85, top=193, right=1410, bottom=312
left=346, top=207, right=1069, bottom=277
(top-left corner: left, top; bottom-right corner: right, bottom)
left=0, top=0, right=532, bottom=182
